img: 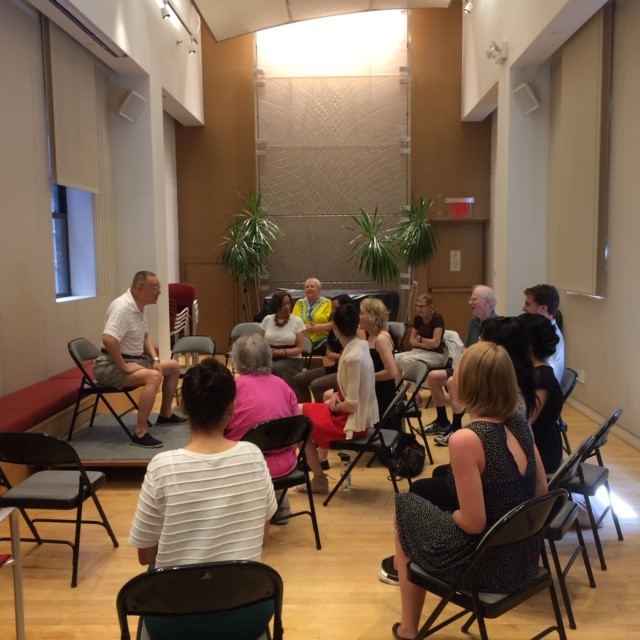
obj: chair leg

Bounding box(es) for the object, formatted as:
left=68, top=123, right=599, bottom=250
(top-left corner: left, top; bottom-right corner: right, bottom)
left=407, top=416, right=434, bottom=465
left=88, top=488, right=119, bottom=549
left=323, top=451, right=365, bottom=506
left=67, top=393, right=84, bottom=440
left=583, top=492, right=607, bottom=570
left=574, top=522, right=596, bottom=588
left=603, top=480, right=624, bottom=541
left=541, top=546, right=568, bottom=640
left=547, top=538, right=576, bottom=630
left=303, top=477, right=322, bottom=551
left=97, top=394, right=134, bottom=439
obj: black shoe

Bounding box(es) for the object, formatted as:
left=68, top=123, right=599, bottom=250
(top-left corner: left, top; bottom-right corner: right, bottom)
left=155, top=412, right=188, bottom=425
left=421, top=420, right=451, bottom=436
left=131, top=433, right=163, bottom=448
left=379, top=555, right=399, bottom=586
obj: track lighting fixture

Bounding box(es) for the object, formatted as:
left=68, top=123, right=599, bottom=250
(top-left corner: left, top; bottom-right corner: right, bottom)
left=188, top=36, right=197, bottom=55
left=161, top=1, right=170, bottom=20
left=463, top=2, right=473, bottom=14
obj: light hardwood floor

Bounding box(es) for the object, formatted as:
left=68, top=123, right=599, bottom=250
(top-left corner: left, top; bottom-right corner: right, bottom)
left=1, top=405, right=638, bottom=639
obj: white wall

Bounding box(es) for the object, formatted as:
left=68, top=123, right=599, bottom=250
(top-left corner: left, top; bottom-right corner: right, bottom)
left=0, top=0, right=203, bottom=393
left=464, top=0, right=640, bottom=445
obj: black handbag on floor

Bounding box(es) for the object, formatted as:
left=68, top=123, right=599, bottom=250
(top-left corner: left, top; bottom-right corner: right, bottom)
left=390, top=432, right=426, bottom=478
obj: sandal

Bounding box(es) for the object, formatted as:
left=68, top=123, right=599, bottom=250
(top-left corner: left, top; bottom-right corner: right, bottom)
left=392, top=622, right=415, bottom=640
left=294, top=474, right=329, bottom=494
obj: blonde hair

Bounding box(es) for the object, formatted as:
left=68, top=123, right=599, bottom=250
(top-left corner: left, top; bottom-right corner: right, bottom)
left=416, top=293, right=435, bottom=307
left=456, top=342, right=518, bottom=421
left=359, top=297, right=389, bottom=334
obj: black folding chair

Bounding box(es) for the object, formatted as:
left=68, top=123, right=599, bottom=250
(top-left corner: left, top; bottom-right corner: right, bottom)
left=67, top=338, right=145, bottom=441
left=242, top=415, right=321, bottom=550
left=116, top=560, right=283, bottom=640
left=557, top=368, right=579, bottom=454
left=546, top=435, right=597, bottom=629
left=407, top=489, right=569, bottom=640
left=323, top=382, right=411, bottom=506
left=397, top=360, right=434, bottom=464
left=562, top=408, right=624, bottom=570
left=0, top=433, right=119, bottom=587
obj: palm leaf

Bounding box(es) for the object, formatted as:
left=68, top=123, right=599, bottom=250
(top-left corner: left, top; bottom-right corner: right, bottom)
left=393, top=195, right=439, bottom=267
left=348, top=208, right=400, bottom=284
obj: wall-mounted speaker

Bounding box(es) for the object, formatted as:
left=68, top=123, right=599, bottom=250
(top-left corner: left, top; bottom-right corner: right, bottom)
left=118, top=90, right=146, bottom=122
left=512, top=82, right=540, bottom=115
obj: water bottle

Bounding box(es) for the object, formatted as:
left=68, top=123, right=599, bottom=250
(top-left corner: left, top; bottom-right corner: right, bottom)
left=338, top=452, right=351, bottom=491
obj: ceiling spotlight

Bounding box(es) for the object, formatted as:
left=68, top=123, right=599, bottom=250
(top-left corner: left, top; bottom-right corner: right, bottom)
left=485, top=41, right=508, bottom=63
left=464, top=2, right=473, bottom=14
left=161, top=1, right=170, bottom=20
left=188, top=36, right=197, bottom=55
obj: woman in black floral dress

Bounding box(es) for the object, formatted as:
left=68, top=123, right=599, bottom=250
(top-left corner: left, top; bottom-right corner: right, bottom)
left=391, top=341, right=548, bottom=640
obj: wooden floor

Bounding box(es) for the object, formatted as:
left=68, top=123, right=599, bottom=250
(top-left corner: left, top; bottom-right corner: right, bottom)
left=1, top=405, right=638, bottom=639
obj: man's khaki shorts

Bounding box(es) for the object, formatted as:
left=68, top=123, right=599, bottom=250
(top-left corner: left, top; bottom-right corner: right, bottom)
left=93, top=354, right=152, bottom=389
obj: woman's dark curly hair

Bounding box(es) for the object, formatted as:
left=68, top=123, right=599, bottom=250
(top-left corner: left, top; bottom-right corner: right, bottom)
left=181, top=359, right=236, bottom=429
left=518, top=313, right=559, bottom=361
left=480, top=316, right=536, bottom=418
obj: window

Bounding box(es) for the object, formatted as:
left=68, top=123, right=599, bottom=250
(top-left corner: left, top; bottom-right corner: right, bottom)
left=51, top=181, right=97, bottom=299
left=51, top=183, right=71, bottom=297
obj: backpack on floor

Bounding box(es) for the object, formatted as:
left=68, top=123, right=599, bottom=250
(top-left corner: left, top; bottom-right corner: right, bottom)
left=389, top=432, right=425, bottom=478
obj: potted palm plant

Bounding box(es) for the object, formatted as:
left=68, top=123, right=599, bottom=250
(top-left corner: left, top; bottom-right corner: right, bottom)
left=219, top=191, right=282, bottom=320
left=394, top=195, right=440, bottom=321
left=348, top=207, right=401, bottom=285
left=394, top=196, right=439, bottom=267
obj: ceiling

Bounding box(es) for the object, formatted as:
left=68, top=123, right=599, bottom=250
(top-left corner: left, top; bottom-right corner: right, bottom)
left=193, top=0, right=452, bottom=41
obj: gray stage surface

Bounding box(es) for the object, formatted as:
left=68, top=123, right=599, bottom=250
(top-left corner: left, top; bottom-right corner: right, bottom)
left=69, top=414, right=190, bottom=467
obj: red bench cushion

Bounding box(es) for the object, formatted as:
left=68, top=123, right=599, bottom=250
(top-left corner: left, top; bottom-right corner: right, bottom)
left=0, top=379, right=79, bottom=433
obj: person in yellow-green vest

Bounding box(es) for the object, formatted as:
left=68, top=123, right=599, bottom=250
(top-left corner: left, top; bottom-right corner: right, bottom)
left=292, top=277, right=333, bottom=352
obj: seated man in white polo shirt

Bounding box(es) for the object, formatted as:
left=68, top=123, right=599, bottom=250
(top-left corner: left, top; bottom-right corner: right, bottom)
left=93, top=270, right=186, bottom=448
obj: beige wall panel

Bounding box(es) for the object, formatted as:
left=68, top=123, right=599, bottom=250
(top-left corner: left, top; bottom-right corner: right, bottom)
left=548, top=9, right=608, bottom=295
left=410, top=9, right=492, bottom=219
left=184, top=262, right=237, bottom=351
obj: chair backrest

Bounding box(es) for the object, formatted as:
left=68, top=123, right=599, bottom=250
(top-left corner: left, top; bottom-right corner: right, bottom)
left=191, top=299, right=200, bottom=334
left=167, top=283, right=197, bottom=312
left=68, top=337, right=99, bottom=369
left=242, top=415, right=312, bottom=452
left=401, top=360, right=429, bottom=390
left=0, top=432, right=83, bottom=467
left=547, top=435, right=595, bottom=490
left=378, top=381, right=411, bottom=429
left=388, top=321, right=406, bottom=350
left=171, top=307, right=190, bottom=335
left=230, top=322, right=262, bottom=340
left=302, top=336, right=314, bottom=365
left=442, top=330, right=464, bottom=367
left=560, top=368, right=579, bottom=402
left=589, top=408, right=623, bottom=456
left=116, top=560, right=283, bottom=640
left=475, top=489, right=568, bottom=556
left=171, top=335, right=216, bottom=358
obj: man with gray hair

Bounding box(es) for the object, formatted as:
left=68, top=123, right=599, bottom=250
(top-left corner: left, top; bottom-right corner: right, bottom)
left=423, top=285, right=498, bottom=445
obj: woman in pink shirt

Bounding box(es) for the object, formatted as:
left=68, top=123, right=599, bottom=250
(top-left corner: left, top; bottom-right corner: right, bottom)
left=226, top=333, right=300, bottom=480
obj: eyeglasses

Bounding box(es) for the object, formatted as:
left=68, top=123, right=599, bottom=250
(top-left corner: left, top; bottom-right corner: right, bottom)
left=415, top=304, right=427, bottom=308
left=141, top=283, right=161, bottom=292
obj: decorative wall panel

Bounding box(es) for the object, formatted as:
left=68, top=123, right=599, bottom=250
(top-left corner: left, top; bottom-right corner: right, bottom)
left=255, top=10, right=409, bottom=288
